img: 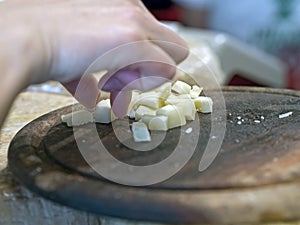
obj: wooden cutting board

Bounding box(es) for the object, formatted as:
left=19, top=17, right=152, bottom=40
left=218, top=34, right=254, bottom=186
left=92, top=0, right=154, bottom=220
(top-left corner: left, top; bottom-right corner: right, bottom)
left=8, top=87, right=300, bottom=224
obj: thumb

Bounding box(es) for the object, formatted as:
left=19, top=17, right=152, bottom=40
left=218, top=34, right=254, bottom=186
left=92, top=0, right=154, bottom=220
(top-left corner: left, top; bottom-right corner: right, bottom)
left=63, top=75, right=100, bottom=109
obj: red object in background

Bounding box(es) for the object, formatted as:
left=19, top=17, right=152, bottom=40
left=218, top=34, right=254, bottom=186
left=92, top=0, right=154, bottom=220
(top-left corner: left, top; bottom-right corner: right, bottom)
left=288, top=67, right=300, bottom=90
left=277, top=47, right=300, bottom=90
left=149, top=5, right=181, bottom=21
left=149, top=5, right=300, bottom=90
left=150, top=6, right=267, bottom=88
left=228, top=74, right=264, bottom=87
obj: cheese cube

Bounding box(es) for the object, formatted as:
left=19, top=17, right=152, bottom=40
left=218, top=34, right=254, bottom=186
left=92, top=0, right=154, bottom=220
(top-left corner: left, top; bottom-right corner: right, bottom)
left=95, top=99, right=116, bottom=124
left=194, top=96, right=213, bottom=113
left=190, top=85, right=203, bottom=99
left=156, top=105, right=186, bottom=129
left=154, top=82, right=172, bottom=99
left=131, top=122, right=151, bottom=142
left=148, top=116, right=168, bottom=131
left=166, top=93, right=191, bottom=105
left=171, top=80, right=191, bottom=94
left=135, top=92, right=164, bottom=109
left=134, top=105, right=156, bottom=120
left=61, top=110, right=94, bottom=127
left=176, top=99, right=196, bottom=120
left=165, top=94, right=195, bottom=120
left=140, top=115, right=168, bottom=131
left=140, top=115, right=156, bottom=125
left=61, top=114, right=72, bottom=124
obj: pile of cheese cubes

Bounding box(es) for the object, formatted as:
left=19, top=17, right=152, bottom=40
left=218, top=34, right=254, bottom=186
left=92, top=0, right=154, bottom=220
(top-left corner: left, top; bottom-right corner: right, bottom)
left=61, top=80, right=213, bottom=142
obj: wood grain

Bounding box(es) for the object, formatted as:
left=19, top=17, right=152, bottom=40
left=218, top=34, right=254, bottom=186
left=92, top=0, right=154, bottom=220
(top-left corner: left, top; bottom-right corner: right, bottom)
left=0, top=92, right=104, bottom=225
left=7, top=87, right=300, bottom=224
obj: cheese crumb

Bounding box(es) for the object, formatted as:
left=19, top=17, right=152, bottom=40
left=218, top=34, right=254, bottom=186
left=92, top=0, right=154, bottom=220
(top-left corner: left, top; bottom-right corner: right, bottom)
left=279, top=111, right=293, bottom=119
left=185, top=127, right=193, bottom=134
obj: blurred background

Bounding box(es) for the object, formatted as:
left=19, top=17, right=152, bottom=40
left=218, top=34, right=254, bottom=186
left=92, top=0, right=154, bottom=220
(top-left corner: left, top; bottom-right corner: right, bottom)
left=29, top=0, right=300, bottom=95
left=143, top=0, right=300, bottom=89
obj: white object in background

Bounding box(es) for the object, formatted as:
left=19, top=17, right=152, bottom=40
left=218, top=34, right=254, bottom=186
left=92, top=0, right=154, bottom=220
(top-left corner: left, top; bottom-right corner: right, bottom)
left=163, top=22, right=288, bottom=88
left=182, top=27, right=288, bottom=87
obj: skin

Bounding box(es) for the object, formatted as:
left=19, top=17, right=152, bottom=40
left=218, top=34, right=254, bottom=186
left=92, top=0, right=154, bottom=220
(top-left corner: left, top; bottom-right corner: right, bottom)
left=0, top=0, right=188, bottom=127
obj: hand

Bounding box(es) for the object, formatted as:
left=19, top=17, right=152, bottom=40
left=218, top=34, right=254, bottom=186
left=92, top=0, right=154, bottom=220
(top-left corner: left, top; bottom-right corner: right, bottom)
left=0, top=0, right=188, bottom=124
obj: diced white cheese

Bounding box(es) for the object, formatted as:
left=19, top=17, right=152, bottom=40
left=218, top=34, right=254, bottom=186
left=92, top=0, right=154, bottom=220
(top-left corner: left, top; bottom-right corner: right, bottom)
left=140, top=115, right=168, bottom=131
left=171, top=80, right=191, bottom=94
left=95, top=99, right=116, bottom=124
left=176, top=99, right=196, bottom=120
left=156, top=105, right=186, bottom=129
left=61, top=80, right=213, bottom=143
left=165, top=94, right=195, bottom=120
left=134, top=92, right=164, bottom=109
left=131, top=122, right=151, bottom=142
left=61, top=114, right=72, bottom=124
left=61, top=110, right=94, bottom=127
left=166, top=93, right=191, bottom=105
left=148, top=116, right=168, bottom=131
left=134, top=105, right=156, bottom=120
left=140, top=115, right=155, bottom=126
left=194, top=96, right=213, bottom=113
left=154, top=82, right=172, bottom=99
left=190, top=85, right=203, bottom=99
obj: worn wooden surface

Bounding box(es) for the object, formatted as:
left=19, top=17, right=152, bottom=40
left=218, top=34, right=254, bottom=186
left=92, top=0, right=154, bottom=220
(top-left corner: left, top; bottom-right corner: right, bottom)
left=0, top=91, right=106, bottom=225
left=0, top=89, right=186, bottom=225
left=7, top=87, right=300, bottom=224
left=45, top=88, right=300, bottom=189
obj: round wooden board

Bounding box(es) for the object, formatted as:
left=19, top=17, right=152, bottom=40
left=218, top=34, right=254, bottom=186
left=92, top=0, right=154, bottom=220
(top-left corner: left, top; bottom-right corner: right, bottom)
left=8, top=87, right=300, bottom=224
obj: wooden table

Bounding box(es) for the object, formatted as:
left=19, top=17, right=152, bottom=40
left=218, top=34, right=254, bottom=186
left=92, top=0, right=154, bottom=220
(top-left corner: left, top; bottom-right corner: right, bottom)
left=0, top=90, right=107, bottom=225
left=2, top=88, right=300, bottom=225
left=0, top=88, right=172, bottom=225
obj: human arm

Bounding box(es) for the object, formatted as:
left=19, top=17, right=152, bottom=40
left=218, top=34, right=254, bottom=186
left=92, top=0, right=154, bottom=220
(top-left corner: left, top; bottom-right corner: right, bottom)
left=0, top=0, right=188, bottom=126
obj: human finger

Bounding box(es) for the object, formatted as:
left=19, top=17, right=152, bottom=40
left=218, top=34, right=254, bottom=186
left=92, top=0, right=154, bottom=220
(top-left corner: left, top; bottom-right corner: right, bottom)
left=110, top=90, right=132, bottom=118
left=97, top=41, right=176, bottom=91
left=63, top=74, right=100, bottom=109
